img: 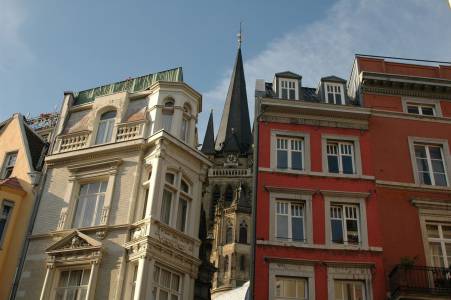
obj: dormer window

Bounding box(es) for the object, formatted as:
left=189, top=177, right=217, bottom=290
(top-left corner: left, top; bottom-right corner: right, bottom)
left=279, top=79, right=297, bottom=100
left=325, top=83, right=345, bottom=105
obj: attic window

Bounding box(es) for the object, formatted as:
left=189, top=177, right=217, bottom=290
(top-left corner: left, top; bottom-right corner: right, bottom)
left=279, top=79, right=297, bottom=100
left=325, top=83, right=345, bottom=105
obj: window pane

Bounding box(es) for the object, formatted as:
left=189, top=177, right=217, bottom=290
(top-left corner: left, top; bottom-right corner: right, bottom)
left=421, top=106, right=434, bottom=116
left=331, top=219, right=344, bottom=243
left=434, top=173, right=448, bottom=186
left=430, top=242, right=445, bottom=267
left=81, top=269, right=91, bottom=285
left=407, top=106, right=420, bottom=114
left=68, top=270, right=82, bottom=286
left=297, top=279, right=306, bottom=299
left=289, top=89, right=296, bottom=100
left=277, top=215, right=288, bottom=239
left=95, top=121, right=107, bottom=144
left=414, top=145, right=427, bottom=158
left=159, top=290, right=169, bottom=300
left=171, top=274, right=180, bottom=291
left=292, top=217, right=304, bottom=241
left=176, top=198, right=188, bottom=232
left=335, top=94, right=342, bottom=105
left=276, top=279, right=282, bottom=297
left=346, top=219, right=359, bottom=244
left=442, top=225, right=451, bottom=239
left=429, top=146, right=443, bottom=160
left=277, top=150, right=288, bottom=169
left=334, top=281, right=343, bottom=300
left=161, top=269, right=171, bottom=288
left=431, top=160, right=445, bottom=173
left=161, top=190, right=172, bottom=224
left=419, top=171, right=432, bottom=185
left=291, top=152, right=302, bottom=170
left=165, top=173, right=175, bottom=185
left=58, top=271, right=70, bottom=287
left=327, top=93, right=334, bottom=103
left=416, top=158, right=429, bottom=172
left=284, top=279, right=297, bottom=297
left=342, top=156, right=354, bottom=174
left=426, top=224, right=440, bottom=238
left=328, top=156, right=339, bottom=173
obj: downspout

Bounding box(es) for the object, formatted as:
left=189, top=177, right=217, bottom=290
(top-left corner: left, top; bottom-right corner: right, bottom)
left=250, top=96, right=264, bottom=300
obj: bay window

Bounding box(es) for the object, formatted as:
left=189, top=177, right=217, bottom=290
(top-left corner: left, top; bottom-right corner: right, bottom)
left=276, top=201, right=305, bottom=242
left=73, top=181, right=107, bottom=228
left=161, top=172, right=190, bottom=233
left=152, top=266, right=182, bottom=300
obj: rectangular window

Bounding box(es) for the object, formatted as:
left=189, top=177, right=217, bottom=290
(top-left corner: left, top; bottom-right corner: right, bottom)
left=276, top=201, right=305, bottom=242
left=276, top=137, right=303, bottom=170
left=180, top=118, right=189, bottom=142
left=330, top=204, right=360, bottom=245
left=162, top=113, right=173, bottom=132
left=327, top=141, right=355, bottom=174
left=153, top=266, right=182, bottom=300
left=0, top=200, right=14, bottom=246
left=161, top=190, right=173, bottom=225
left=426, top=223, right=451, bottom=268
left=334, top=280, right=365, bottom=300
left=55, top=269, right=91, bottom=300
left=1, top=152, right=17, bottom=179
left=280, top=80, right=297, bottom=100
left=407, top=103, right=436, bottom=116
left=414, top=144, right=448, bottom=186
left=275, top=276, right=308, bottom=300
left=73, top=182, right=107, bottom=228
left=176, top=197, right=188, bottom=232
left=325, top=83, right=344, bottom=105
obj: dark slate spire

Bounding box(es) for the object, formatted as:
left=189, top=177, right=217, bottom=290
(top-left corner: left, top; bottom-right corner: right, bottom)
left=214, top=46, right=252, bottom=154
left=201, top=110, right=215, bottom=155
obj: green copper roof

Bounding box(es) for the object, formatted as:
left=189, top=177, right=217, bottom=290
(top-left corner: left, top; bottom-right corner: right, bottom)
left=73, top=67, right=183, bottom=105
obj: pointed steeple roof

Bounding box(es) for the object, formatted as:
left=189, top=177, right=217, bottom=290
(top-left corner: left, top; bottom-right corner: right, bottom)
left=201, top=110, right=216, bottom=155
left=215, top=46, right=252, bottom=154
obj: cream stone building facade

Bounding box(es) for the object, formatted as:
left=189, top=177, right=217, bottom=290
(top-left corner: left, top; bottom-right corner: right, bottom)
left=15, top=68, right=212, bottom=300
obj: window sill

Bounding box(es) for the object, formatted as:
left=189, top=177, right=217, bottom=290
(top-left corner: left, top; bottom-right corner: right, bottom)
left=260, top=167, right=375, bottom=180
left=258, top=240, right=382, bottom=252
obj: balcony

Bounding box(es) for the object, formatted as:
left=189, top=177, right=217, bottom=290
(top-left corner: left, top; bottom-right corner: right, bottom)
left=55, top=120, right=146, bottom=153
left=389, top=265, right=451, bottom=299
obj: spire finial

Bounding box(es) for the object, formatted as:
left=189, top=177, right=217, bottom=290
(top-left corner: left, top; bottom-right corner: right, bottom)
left=237, top=21, right=243, bottom=48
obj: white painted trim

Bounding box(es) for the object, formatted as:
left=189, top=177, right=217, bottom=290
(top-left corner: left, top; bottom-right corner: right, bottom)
left=321, top=134, right=363, bottom=176
left=268, top=262, right=315, bottom=300
left=327, top=265, right=373, bottom=300
left=401, top=97, right=443, bottom=117
left=259, top=167, right=375, bottom=180
left=270, top=130, right=311, bottom=171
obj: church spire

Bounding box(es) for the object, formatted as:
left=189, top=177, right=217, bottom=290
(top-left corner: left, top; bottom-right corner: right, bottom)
left=214, top=34, right=252, bottom=154
left=201, top=110, right=215, bottom=155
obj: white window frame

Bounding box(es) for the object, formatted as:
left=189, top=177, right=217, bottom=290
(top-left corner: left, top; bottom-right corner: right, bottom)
left=73, top=181, right=108, bottom=228
left=269, top=261, right=315, bottom=300
left=324, top=194, right=369, bottom=249
left=152, top=265, right=182, bottom=300
left=275, top=276, right=308, bottom=300
left=401, top=97, right=442, bottom=117
left=271, top=131, right=311, bottom=172
left=408, top=137, right=451, bottom=188
left=326, top=141, right=355, bottom=174
left=53, top=268, right=92, bottom=300
left=324, top=83, right=345, bottom=105
left=269, top=191, right=313, bottom=245
left=276, top=137, right=304, bottom=170
left=275, top=200, right=306, bottom=242
left=95, top=111, right=116, bottom=145
left=1, top=152, right=18, bottom=179
left=330, top=204, right=360, bottom=246
left=413, top=143, right=448, bottom=187
left=0, top=200, right=14, bottom=247
left=425, top=222, right=451, bottom=268
left=322, top=135, right=362, bottom=177
left=279, top=79, right=298, bottom=100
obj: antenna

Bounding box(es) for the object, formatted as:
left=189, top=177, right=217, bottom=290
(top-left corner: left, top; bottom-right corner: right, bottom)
left=237, top=21, right=243, bottom=48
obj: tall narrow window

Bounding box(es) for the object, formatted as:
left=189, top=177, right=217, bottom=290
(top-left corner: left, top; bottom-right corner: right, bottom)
left=0, top=200, right=14, bottom=246
left=1, top=152, right=17, bottom=178
left=176, top=197, right=188, bottom=232
left=180, top=103, right=191, bottom=142
left=142, top=171, right=152, bottom=220
left=276, top=137, right=303, bottom=170
left=162, top=99, right=174, bottom=132
left=55, top=269, right=91, bottom=300
left=276, top=201, right=305, bottom=242
left=330, top=204, right=360, bottom=245
left=240, top=255, right=246, bottom=271
left=334, top=280, right=365, bottom=300
left=73, top=181, right=107, bottom=228
left=225, top=224, right=233, bottom=244
left=414, top=144, right=448, bottom=186
left=95, top=111, right=116, bottom=144
left=239, top=221, right=248, bottom=244
left=275, top=276, right=308, bottom=300
left=161, top=190, right=173, bottom=225
left=225, top=185, right=234, bottom=203
left=325, top=83, right=344, bottom=105
left=327, top=141, right=355, bottom=174
left=426, top=223, right=451, bottom=268
left=223, top=255, right=229, bottom=273
left=153, top=266, right=182, bottom=300
left=130, top=264, right=138, bottom=299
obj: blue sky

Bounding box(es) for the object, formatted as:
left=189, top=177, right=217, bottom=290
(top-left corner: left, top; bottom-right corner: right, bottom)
left=1, top=0, right=451, bottom=139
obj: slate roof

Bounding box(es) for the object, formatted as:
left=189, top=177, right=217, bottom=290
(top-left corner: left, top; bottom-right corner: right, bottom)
left=321, top=75, right=347, bottom=83
left=0, top=177, right=25, bottom=192
left=201, top=110, right=215, bottom=155
left=275, top=71, right=302, bottom=79
left=214, top=47, right=252, bottom=154
left=23, top=121, right=47, bottom=171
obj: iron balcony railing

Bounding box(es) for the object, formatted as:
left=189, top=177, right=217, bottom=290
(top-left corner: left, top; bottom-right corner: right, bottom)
left=389, top=265, right=451, bottom=299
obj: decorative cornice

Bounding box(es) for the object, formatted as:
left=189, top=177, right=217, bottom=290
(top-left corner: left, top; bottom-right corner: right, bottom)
left=362, top=85, right=451, bottom=100
left=411, top=199, right=451, bottom=211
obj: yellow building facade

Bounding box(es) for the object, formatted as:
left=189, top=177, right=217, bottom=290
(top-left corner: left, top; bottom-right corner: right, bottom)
left=0, top=114, right=47, bottom=299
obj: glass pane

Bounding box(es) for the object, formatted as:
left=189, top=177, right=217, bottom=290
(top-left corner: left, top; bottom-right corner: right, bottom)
left=421, top=106, right=434, bottom=116
left=442, top=225, right=451, bottom=239
left=355, top=283, right=364, bottom=300
left=346, top=220, right=359, bottom=244
left=342, top=156, right=354, bottom=174
left=414, top=145, right=427, bottom=158
left=58, top=271, right=70, bottom=287
left=95, top=121, right=107, bottom=144
left=161, top=269, right=171, bottom=288
left=429, top=146, right=443, bottom=159
left=171, top=274, right=180, bottom=291
left=407, top=106, right=419, bottom=114
left=81, top=269, right=91, bottom=285
left=281, top=89, right=288, bottom=99
left=68, top=270, right=82, bottom=287
left=334, top=281, right=343, bottom=300
left=434, top=173, right=448, bottom=186
left=292, top=217, right=304, bottom=241
left=154, top=266, right=160, bottom=283
left=101, top=111, right=116, bottom=119
left=87, top=182, right=100, bottom=194
left=335, top=94, right=342, bottom=105
left=297, top=279, right=306, bottom=299
left=284, top=279, right=296, bottom=297
left=165, top=173, right=175, bottom=184
left=171, top=295, right=179, bottom=300
left=430, top=242, right=445, bottom=267
left=289, top=89, right=296, bottom=100
left=176, top=198, right=188, bottom=232
left=426, top=224, right=440, bottom=238
left=277, top=150, right=288, bottom=169
left=431, top=160, right=445, bottom=173
left=275, top=279, right=282, bottom=297
left=83, top=195, right=96, bottom=227
left=159, top=290, right=169, bottom=300
left=331, top=219, right=343, bottom=243
left=277, top=215, right=288, bottom=239
left=161, top=191, right=172, bottom=224
left=416, top=158, right=429, bottom=172
left=327, top=93, right=334, bottom=103
left=55, top=289, right=65, bottom=300
left=291, top=152, right=302, bottom=170
left=328, top=156, right=339, bottom=173
left=419, top=172, right=432, bottom=185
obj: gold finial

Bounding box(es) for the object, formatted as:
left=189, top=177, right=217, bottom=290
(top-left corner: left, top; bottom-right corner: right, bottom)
left=237, top=21, right=243, bottom=48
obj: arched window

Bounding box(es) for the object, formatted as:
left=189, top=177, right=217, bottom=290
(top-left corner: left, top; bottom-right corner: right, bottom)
left=225, top=185, right=234, bottom=203
left=162, top=98, right=174, bottom=132
left=240, top=255, right=246, bottom=271
left=225, top=224, right=233, bottom=244
left=223, top=255, right=229, bottom=273
left=180, top=103, right=191, bottom=142
left=239, top=221, right=248, bottom=244
left=95, top=110, right=116, bottom=144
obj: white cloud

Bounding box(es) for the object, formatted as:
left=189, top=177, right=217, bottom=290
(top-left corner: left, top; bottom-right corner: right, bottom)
left=200, top=0, right=451, bottom=141
left=0, top=0, right=32, bottom=72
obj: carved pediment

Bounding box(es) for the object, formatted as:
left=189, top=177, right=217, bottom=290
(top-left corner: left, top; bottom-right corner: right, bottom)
left=47, top=230, right=102, bottom=254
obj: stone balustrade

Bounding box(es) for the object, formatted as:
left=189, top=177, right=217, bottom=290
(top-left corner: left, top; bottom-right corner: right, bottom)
left=116, top=120, right=146, bottom=142
left=208, top=168, right=251, bottom=177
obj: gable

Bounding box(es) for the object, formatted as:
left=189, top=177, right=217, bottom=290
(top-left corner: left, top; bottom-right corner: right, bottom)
left=46, top=230, right=102, bottom=253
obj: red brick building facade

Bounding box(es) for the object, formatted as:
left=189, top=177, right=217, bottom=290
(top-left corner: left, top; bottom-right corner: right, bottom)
left=252, top=57, right=451, bottom=300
